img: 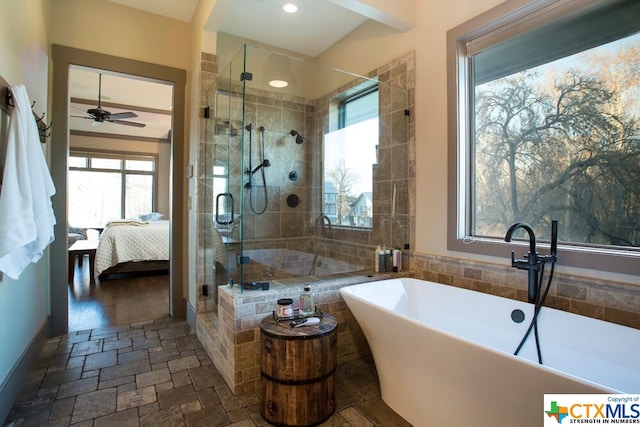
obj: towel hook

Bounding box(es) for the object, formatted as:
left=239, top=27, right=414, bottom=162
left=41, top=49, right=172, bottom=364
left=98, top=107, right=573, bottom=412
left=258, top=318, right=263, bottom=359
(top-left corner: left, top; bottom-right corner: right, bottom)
left=4, top=92, right=51, bottom=144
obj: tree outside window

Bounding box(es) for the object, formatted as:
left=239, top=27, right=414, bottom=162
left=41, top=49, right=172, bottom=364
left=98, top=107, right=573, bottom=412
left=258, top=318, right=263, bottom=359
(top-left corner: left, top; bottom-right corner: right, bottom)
left=448, top=0, right=640, bottom=274
left=473, top=34, right=640, bottom=247
left=69, top=152, right=157, bottom=227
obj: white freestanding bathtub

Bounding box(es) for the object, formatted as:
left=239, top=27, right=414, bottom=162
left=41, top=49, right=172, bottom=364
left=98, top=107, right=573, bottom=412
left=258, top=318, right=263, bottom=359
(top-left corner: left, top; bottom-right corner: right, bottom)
left=340, top=278, right=640, bottom=427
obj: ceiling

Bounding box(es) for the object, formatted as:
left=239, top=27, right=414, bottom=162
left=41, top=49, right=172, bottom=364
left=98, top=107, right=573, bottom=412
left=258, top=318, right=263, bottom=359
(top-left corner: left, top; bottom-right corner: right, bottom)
left=68, top=67, right=174, bottom=141
left=206, top=0, right=368, bottom=57
left=71, top=0, right=412, bottom=141
left=108, top=0, right=373, bottom=57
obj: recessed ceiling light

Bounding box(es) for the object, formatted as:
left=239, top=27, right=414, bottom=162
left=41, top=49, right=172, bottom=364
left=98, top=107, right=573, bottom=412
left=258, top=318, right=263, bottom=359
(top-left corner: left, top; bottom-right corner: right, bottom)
left=283, top=3, right=298, bottom=13
left=269, top=79, right=289, bottom=88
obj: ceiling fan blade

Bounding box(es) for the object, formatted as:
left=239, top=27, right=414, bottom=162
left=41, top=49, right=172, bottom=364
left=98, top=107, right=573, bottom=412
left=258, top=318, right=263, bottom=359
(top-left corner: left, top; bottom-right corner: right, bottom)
left=107, top=111, right=137, bottom=120
left=109, top=119, right=146, bottom=128
left=70, top=114, right=94, bottom=120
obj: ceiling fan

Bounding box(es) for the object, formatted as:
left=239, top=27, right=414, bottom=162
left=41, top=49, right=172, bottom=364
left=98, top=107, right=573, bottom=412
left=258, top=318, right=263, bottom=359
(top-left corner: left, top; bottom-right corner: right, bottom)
left=71, top=73, right=146, bottom=128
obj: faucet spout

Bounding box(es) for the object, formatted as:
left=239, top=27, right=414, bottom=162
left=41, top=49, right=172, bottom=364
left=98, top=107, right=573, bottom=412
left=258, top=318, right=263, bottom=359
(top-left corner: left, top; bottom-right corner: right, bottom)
left=505, top=222, right=537, bottom=254
left=505, top=222, right=539, bottom=304
left=315, top=214, right=332, bottom=231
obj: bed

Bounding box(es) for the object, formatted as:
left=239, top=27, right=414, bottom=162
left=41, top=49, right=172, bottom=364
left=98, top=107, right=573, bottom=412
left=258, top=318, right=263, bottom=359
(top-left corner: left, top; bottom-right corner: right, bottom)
left=94, top=220, right=171, bottom=279
left=94, top=219, right=226, bottom=280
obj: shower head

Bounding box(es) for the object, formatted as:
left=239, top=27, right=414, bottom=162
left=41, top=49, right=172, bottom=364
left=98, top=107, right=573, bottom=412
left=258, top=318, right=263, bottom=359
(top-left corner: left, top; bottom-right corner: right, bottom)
left=245, top=123, right=253, bottom=132
left=290, top=129, right=304, bottom=144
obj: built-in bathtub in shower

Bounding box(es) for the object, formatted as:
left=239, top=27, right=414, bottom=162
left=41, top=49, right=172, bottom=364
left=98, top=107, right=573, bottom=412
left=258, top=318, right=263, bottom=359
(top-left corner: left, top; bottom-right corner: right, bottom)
left=241, top=248, right=366, bottom=285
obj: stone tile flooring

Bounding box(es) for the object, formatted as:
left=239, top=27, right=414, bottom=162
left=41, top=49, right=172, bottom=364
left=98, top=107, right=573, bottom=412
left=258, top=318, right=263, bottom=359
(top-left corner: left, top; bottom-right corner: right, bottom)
left=4, top=317, right=411, bottom=426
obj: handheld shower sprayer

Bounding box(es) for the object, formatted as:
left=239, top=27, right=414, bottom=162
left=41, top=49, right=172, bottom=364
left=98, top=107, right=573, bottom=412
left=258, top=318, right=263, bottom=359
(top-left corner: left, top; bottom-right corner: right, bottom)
left=290, top=129, right=304, bottom=144
left=245, top=125, right=269, bottom=214
left=250, top=159, right=271, bottom=175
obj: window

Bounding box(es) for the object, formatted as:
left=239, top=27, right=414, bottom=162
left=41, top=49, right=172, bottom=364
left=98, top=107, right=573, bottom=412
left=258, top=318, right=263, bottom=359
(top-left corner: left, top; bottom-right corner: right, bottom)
left=212, top=165, right=229, bottom=215
left=69, top=151, right=157, bottom=227
left=323, top=85, right=378, bottom=227
left=448, top=0, right=640, bottom=275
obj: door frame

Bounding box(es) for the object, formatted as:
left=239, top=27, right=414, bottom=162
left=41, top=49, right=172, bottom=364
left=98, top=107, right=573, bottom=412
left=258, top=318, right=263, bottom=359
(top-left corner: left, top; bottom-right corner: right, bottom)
left=49, top=45, right=187, bottom=336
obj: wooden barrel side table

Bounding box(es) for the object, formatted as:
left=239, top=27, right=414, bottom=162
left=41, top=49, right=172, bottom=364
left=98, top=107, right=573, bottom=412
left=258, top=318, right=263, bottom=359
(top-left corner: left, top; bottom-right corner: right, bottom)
left=260, top=314, right=338, bottom=427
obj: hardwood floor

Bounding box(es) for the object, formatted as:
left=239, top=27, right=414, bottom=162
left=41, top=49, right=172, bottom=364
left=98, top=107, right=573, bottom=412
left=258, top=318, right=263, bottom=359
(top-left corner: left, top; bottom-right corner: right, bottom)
left=68, top=255, right=170, bottom=331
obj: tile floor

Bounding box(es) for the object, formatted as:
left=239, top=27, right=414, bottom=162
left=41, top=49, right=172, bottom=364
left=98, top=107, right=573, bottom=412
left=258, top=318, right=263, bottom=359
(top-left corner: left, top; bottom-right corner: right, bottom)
left=4, top=316, right=412, bottom=426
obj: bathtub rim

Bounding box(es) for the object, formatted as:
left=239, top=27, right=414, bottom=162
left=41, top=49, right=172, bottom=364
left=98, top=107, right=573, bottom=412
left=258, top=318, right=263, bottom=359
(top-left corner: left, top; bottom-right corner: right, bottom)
left=339, top=277, right=625, bottom=393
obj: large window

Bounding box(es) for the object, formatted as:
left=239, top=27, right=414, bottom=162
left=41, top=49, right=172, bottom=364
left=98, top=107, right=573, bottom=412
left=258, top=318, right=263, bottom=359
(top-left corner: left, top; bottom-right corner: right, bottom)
left=448, top=0, right=640, bottom=274
left=323, top=85, right=378, bottom=227
left=69, top=151, right=157, bottom=227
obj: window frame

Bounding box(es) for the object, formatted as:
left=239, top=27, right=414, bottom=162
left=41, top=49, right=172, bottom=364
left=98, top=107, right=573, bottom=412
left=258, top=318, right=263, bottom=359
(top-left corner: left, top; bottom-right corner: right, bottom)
left=338, top=84, right=379, bottom=129
left=446, top=0, right=639, bottom=276
left=69, top=149, right=158, bottom=222
left=323, top=84, right=379, bottom=229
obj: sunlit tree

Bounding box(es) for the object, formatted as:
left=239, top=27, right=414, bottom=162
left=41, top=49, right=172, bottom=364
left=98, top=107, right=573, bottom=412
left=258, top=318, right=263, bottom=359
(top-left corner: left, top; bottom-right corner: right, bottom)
left=326, top=161, right=359, bottom=225
left=474, top=45, right=640, bottom=246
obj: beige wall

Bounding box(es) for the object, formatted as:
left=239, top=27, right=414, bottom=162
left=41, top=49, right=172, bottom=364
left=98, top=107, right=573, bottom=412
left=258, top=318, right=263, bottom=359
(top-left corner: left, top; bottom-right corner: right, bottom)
left=69, top=135, right=171, bottom=219
left=0, top=0, right=50, bottom=416
left=44, top=0, right=190, bottom=70
left=317, top=0, right=636, bottom=286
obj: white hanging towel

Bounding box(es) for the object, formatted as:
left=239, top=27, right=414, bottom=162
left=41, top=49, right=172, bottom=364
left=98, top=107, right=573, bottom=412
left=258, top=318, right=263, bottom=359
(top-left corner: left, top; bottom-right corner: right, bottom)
left=0, top=85, right=56, bottom=279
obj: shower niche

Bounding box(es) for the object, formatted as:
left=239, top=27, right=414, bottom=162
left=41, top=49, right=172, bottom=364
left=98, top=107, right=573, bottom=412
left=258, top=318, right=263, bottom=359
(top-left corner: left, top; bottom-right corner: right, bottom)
left=200, top=44, right=410, bottom=317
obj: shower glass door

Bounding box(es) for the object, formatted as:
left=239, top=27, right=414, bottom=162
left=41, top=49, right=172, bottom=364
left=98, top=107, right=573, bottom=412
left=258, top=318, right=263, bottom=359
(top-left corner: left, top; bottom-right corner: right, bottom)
left=203, top=46, right=248, bottom=318
left=204, top=44, right=410, bottom=302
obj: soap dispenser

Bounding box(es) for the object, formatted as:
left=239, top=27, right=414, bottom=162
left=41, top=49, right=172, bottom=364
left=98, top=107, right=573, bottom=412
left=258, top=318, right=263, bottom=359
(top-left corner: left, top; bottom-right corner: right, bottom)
left=299, top=284, right=315, bottom=315
left=375, top=245, right=383, bottom=272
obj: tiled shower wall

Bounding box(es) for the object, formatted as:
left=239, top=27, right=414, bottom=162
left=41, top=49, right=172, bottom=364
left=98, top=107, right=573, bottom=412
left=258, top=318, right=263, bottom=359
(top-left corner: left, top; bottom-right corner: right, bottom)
left=197, top=50, right=416, bottom=292
left=312, top=52, right=415, bottom=254
left=240, top=90, right=315, bottom=243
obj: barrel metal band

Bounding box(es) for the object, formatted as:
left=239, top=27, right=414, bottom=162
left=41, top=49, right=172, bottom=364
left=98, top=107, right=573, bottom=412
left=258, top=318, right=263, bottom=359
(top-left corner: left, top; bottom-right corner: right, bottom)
left=260, top=366, right=336, bottom=386
left=260, top=327, right=335, bottom=341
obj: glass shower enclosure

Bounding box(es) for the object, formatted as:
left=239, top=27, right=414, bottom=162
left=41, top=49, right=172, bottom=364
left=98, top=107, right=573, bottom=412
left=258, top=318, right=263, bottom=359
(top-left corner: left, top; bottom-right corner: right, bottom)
left=201, top=45, right=409, bottom=317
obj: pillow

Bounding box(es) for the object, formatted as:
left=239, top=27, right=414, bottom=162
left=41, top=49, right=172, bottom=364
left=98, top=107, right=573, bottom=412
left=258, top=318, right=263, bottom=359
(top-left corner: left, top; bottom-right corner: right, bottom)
left=139, top=212, right=163, bottom=221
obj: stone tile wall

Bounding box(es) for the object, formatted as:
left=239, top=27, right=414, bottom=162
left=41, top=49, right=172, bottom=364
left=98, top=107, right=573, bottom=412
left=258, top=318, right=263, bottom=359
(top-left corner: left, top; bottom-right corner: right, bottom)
left=408, top=252, right=640, bottom=329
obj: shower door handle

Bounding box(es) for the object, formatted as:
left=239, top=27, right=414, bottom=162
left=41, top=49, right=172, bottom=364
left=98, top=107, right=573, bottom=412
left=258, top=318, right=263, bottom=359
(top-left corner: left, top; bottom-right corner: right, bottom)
left=215, top=193, right=234, bottom=225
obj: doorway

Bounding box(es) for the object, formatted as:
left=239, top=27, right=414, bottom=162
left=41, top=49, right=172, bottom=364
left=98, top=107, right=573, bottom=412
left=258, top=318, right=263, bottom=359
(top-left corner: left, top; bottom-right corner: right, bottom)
left=49, top=45, right=187, bottom=336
